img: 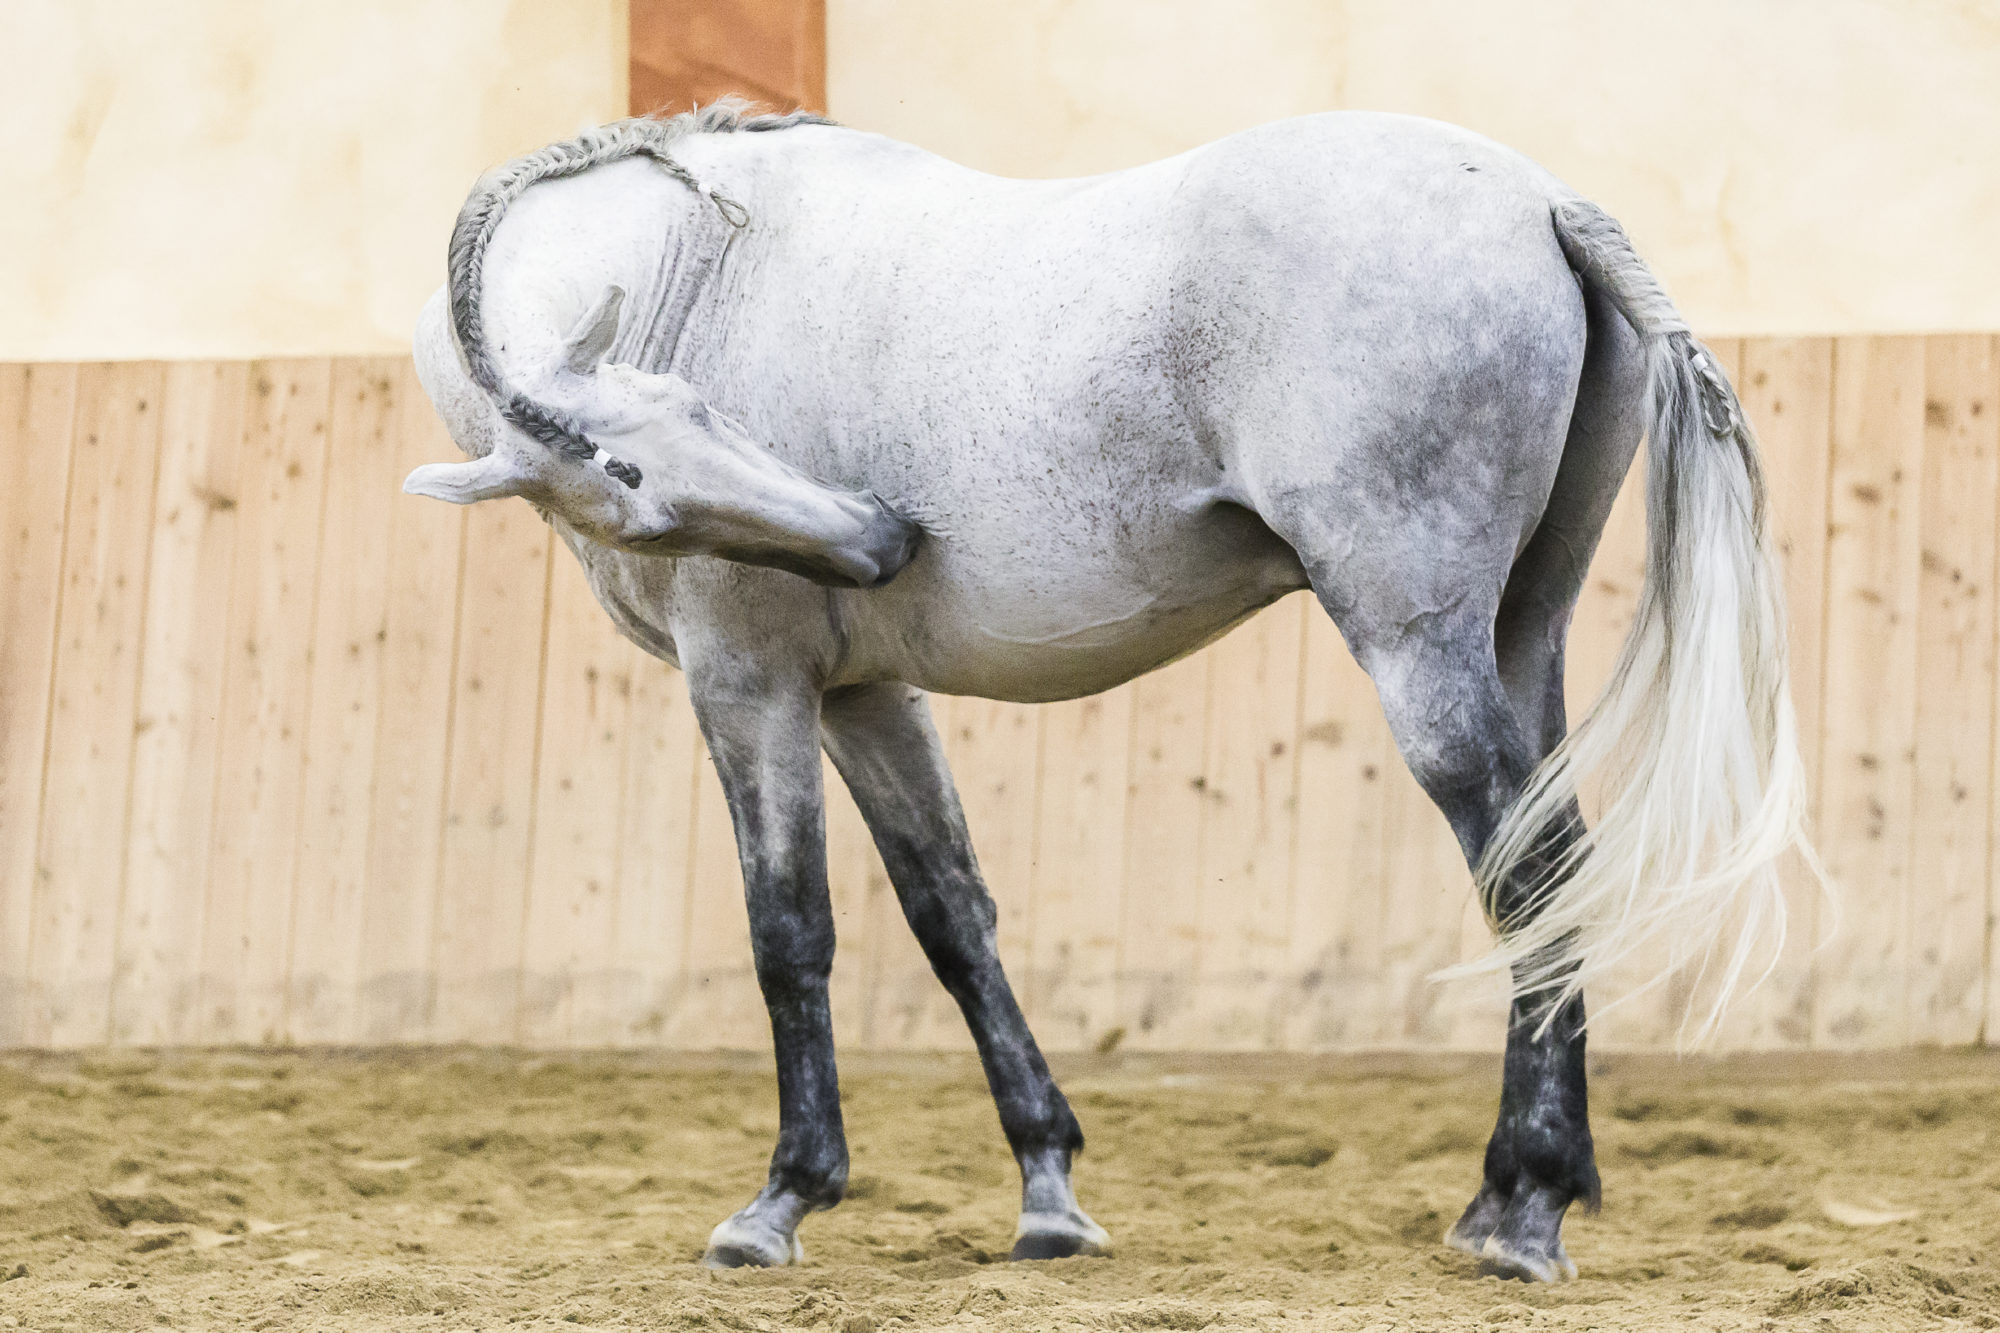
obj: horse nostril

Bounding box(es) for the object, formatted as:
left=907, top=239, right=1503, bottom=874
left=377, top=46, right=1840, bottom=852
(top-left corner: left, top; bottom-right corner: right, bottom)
left=862, top=511, right=922, bottom=587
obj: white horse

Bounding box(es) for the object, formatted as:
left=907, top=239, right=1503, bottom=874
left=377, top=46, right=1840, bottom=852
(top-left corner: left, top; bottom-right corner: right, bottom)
left=404, top=103, right=1808, bottom=1282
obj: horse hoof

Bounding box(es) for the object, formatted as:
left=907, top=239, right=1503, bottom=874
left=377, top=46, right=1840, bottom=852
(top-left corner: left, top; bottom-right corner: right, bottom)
left=1478, top=1233, right=1576, bottom=1283
left=1011, top=1210, right=1110, bottom=1261
left=1010, top=1231, right=1110, bottom=1261
left=702, top=1219, right=805, bottom=1268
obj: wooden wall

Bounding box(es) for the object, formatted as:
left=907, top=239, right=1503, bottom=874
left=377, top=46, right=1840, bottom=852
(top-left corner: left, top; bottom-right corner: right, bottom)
left=0, top=337, right=1994, bottom=1051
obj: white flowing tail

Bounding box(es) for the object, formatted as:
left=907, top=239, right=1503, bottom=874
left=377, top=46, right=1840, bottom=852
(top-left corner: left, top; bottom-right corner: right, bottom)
left=1457, top=198, right=1821, bottom=1042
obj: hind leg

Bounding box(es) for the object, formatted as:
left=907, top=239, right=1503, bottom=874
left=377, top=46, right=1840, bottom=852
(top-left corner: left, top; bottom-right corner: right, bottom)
left=1338, top=608, right=1597, bottom=1281
left=1441, top=288, right=1645, bottom=1279
left=1443, top=589, right=1599, bottom=1282
left=1278, top=455, right=1611, bottom=1277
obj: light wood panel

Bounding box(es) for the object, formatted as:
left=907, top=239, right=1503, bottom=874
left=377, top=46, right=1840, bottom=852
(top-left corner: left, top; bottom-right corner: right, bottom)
left=606, top=650, right=705, bottom=1046
left=0, top=364, right=78, bottom=1046
left=431, top=499, right=552, bottom=1042
left=2, top=341, right=1997, bottom=1051
left=1817, top=337, right=1926, bottom=1047
left=1285, top=603, right=1394, bottom=1048
left=288, top=360, right=404, bottom=1042
left=1735, top=338, right=1834, bottom=1048
left=1027, top=691, right=1132, bottom=1049
left=937, top=696, right=1042, bottom=1048
left=519, top=556, right=635, bottom=1046
left=198, top=360, right=334, bottom=1043
left=353, top=362, right=464, bottom=1041
left=113, top=362, right=246, bottom=1045
left=1116, top=653, right=1210, bottom=1048
left=822, top=750, right=885, bottom=1047
left=1194, top=599, right=1305, bottom=1049
left=32, top=363, right=164, bottom=1046
left=1909, top=336, right=1997, bottom=1043
left=670, top=717, right=765, bottom=1050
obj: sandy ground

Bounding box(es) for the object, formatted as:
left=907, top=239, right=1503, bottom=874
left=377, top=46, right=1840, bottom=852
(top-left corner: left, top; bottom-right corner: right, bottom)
left=1, top=1048, right=1996, bottom=1331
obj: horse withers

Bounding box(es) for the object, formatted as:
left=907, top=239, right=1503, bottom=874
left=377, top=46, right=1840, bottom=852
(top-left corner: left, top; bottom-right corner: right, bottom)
left=403, top=103, right=1810, bottom=1282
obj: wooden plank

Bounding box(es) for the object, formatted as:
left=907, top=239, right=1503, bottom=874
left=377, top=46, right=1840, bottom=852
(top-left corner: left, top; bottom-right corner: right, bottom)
left=1374, top=716, right=1479, bottom=1048
left=608, top=650, right=703, bottom=1046
left=0, top=364, right=78, bottom=1046
left=518, top=556, right=634, bottom=1047
left=1192, top=597, right=1305, bottom=1049
left=197, top=360, right=334, bottom=1043
left=1906, top=335, right=1997, bottom=1043
left=1990, top=340, right=2000, bottom=1052
left=851, top=735, right=947, bottom=1050
left=935, top=695, right=1042, bottom=1048
left=667, top=731, right=768, bottom=1049
left=430, top=496, right=552, bottom=1043
left=1815, top=336, right=1925, bottom=1047
left=111, top=362, right=246, bottom=1046
left=822, top=743, right=884, bottom=1047
left=630, top=0, right=826, bottom=116
left=1730, top=337, right=1835, bottom=1048
left=1713, top=338, right=1830, bottom=1044
left=1026, top=687, right=1132, bottom=1051
left=284, top=360, right=405, bottom=1043
left=354, top=361, right=464, bottom=1041
left=31, top=362, right=164, bottom=1047
left=1115, top=652, right=1210, bottom=1048
left=1284, top=601, right=1395, bottom=1050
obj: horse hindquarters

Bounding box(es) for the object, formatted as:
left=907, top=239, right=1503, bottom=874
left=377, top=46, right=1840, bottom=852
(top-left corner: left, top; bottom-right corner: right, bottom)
left=1249, top=238, right=1627, bottom=1280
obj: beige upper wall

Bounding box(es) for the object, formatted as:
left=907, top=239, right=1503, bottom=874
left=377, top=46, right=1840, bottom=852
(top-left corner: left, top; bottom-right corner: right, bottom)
left=1, top=0, right=625, bottom=361
left=828, top=0, right=2000, bottom=336
left=8, top=2, right=1995, bottom=357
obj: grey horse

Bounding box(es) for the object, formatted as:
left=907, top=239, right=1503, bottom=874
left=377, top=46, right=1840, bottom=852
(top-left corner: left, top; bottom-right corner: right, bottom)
left=404, top=103, right=1808, bottom=1282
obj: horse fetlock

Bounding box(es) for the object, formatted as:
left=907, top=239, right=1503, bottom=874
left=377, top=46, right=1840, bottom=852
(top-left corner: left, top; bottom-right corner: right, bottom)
left=771, top=1154, right=848, bottom=1211
left=1506, top=1122, right=1600, bottom=1214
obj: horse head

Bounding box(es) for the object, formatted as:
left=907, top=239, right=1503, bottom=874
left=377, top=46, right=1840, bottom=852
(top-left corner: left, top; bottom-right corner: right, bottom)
left=403, top=286, right=919, bottom=589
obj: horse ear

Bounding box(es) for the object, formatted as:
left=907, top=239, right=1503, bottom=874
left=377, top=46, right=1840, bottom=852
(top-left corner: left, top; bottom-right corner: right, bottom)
left=560, top=285, right=626, bottom=374
left=402, top=451, right=529, bottom=505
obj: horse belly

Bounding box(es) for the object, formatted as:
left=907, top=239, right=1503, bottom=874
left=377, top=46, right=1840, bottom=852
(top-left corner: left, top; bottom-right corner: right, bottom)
left=853, top=503, right=1309, bottom=703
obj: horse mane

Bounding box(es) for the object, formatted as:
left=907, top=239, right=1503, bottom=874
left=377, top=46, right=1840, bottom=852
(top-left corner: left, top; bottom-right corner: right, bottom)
left=445, top=99, right=835, bottom=458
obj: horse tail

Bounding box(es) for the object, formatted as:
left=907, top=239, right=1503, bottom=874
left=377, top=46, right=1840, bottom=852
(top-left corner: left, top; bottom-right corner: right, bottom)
left=1464, top=197, right=1820, bottom=1041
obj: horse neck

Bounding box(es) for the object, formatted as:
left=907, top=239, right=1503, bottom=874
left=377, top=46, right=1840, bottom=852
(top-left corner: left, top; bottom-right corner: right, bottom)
left=616, top=183, right=739, bottom=379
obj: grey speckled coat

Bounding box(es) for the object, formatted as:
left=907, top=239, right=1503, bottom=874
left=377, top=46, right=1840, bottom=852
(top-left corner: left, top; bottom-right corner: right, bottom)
left=405, top=106, right=1808, bottom=1283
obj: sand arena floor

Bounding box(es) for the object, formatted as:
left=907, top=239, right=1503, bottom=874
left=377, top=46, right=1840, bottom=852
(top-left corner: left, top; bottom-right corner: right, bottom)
left=1, top=1048, right=1996, bottom=1331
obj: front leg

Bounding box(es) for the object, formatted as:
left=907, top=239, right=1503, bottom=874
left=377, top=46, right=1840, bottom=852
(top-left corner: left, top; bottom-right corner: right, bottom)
left=686, top=659, right=846, bottom=1268
left=821, top=682, right=1108, bottom=1261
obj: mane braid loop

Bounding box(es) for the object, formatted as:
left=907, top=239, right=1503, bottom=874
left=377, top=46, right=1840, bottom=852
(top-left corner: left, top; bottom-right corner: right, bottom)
left=445, top=99, right=833, bottom=467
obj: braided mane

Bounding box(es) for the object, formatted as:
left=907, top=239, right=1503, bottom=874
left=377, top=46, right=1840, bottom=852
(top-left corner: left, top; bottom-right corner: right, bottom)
left=445, top=100, right=833, bottom=462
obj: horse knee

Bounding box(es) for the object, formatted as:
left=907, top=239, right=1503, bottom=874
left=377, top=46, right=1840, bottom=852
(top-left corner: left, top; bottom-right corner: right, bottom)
left=749, top=912, right=835, bottom=996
